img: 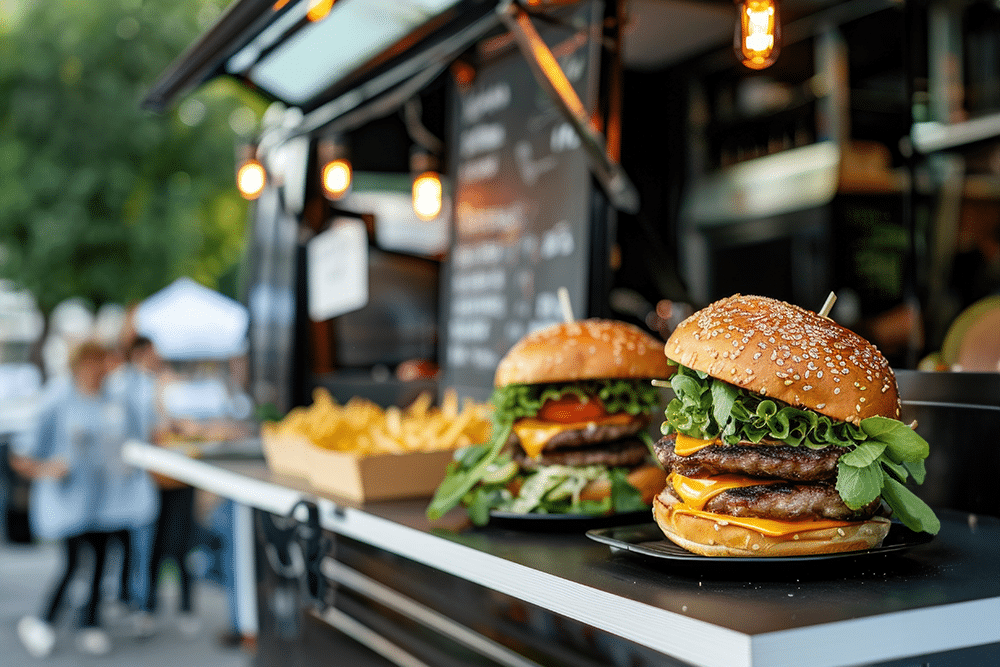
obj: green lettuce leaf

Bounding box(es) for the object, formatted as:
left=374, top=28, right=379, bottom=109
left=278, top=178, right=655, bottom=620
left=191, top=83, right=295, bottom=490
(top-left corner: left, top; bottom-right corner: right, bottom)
left=426, top=420, right=512, bottom=521
left=880, top=474, right=941, bottom=534
left=493, top=378, right=662, bottom=422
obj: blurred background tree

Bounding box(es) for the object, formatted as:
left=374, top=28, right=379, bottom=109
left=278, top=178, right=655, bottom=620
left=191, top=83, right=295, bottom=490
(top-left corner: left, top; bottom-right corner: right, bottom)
left=0, top=0, right=267, bottom=331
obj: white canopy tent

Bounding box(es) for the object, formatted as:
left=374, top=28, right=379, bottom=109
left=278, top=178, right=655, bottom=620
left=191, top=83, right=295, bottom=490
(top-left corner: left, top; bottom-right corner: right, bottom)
left=135, top=277, right=249, bottom=361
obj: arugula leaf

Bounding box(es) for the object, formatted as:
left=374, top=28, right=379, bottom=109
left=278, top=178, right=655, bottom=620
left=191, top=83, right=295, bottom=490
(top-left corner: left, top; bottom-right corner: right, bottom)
left=904, top=458, right=927, bottom=485
left=710, top=379, right=737, bottom=438
left=463, top=486, right=510, bottom=526
left=861, top=416, right=929, bottom=463
left=836, top=462, right=883, bottom=510
left=839, top=441, right=886, bottom=468
left=881, top=474, right=941, bottom=534
left=609, top=467, right=647, bottom=513
left=426, top=420, right=512, bottom=520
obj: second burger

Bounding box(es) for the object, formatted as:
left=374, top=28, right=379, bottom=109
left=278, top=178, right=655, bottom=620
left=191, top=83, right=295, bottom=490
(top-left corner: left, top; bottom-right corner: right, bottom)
left=427, top=319, right=671, bottom=525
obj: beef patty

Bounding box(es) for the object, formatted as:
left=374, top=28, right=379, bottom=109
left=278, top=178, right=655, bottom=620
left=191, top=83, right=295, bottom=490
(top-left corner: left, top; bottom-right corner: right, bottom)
left=513, top=438, right=650, bottom=470
left=654, top=433, right=844, bottom=482
left=697, top=481, right=880, bottom=521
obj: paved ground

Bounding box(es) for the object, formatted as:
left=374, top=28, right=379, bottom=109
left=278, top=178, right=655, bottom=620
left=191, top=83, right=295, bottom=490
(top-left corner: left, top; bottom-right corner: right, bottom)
left=0, top=538, right=251, bottom=667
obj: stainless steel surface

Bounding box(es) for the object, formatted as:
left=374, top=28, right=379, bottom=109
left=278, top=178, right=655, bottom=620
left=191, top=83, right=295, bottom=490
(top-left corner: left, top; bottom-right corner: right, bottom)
left=320, top=557, right=545, bottom=667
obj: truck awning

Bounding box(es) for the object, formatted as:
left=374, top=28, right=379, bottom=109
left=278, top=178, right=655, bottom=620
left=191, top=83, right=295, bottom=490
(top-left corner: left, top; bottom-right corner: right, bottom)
left=141, top=0, right=503, bottom=113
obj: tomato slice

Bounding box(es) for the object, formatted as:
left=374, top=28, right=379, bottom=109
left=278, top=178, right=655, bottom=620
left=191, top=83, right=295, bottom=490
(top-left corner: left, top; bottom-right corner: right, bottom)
left=537, top=395, right=606, bottom=423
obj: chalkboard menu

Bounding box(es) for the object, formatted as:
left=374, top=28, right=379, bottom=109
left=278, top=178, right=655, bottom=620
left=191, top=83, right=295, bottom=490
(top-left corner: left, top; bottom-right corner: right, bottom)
left=441, top=0, right=606, bottom=401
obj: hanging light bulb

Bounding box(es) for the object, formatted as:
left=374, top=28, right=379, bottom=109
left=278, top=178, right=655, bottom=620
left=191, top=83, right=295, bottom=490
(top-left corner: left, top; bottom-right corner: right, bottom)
left=412, top=171, right=443, bottom=221
left=322, top=159, right=352, bottom=199
left=236, top=145, right=266, bottom=200
left=318, top=136, right=351, bottom=200
left=411, top=148, right=443, bottom=221
left=735, top=0, right=781, bottom=70
left=306, top=0, right=334, bottom=22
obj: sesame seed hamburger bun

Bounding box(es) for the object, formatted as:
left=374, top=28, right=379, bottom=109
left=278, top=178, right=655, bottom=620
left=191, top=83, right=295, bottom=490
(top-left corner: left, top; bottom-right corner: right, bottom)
left=495, top=319, right=671, bottom=387
left=652, top=294, right=932, bottom=557
left=664, top=294, right=900, bottom=425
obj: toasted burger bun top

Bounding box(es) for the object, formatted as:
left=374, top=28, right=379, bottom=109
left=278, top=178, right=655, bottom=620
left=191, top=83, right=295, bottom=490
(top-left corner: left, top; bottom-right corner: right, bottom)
left=665, top=294, right=900, bottom=425
left=494, top=319, right=671, bottom=387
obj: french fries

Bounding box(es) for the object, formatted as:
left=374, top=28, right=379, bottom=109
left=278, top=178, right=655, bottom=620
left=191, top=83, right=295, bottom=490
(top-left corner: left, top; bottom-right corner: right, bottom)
left=269, top=388, right=492, bottom=456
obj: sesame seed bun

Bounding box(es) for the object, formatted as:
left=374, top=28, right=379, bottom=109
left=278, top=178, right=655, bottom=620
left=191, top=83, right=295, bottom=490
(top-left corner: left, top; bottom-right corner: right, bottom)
left=494, top=319, right=672, bottom=387
left=653, top=489, right=891, bottom=557
left=664, top=295, right=900, bottom=425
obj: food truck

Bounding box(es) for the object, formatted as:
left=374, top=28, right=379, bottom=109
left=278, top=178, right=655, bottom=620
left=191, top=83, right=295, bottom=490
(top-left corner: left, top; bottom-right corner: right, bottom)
left=127, top=1, right=1000, bottom=665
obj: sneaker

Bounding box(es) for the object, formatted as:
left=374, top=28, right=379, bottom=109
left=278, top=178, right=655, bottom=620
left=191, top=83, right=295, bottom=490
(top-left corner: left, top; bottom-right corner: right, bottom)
left=76, top=628, right=112, bottom=656
left=130, top=610, right=157, bottom=639
left=17, top=616, right=56, bottom=658
left=177, top=613, right=201, bottom=638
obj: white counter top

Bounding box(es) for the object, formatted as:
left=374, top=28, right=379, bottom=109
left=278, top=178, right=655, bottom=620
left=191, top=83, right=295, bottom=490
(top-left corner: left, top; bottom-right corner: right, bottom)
left=123, top=441, right=1000, bottom=667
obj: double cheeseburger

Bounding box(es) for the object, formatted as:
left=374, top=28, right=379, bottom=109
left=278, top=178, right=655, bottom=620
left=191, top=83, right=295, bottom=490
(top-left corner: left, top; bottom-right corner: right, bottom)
left=654, top=295, right=939, bottom=557
left=428, top=319, right=671, bottom=524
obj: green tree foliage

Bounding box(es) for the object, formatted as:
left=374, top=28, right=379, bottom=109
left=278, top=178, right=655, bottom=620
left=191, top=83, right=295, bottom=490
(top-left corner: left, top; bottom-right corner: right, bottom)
left=0, top=0, right=265, bottom=315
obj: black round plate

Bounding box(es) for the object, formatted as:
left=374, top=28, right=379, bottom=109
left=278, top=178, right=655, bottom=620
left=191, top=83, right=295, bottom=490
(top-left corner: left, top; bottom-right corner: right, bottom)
left=586, top=521, right=934, bottom=564
left=488, top=509, right=652, bottom=531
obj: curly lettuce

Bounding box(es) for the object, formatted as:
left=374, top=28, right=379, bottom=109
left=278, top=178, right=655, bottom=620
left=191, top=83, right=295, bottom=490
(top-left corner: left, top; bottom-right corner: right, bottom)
left=494, top=379, right=663, bottom=422
left=661, top=363, right=939, bottom=534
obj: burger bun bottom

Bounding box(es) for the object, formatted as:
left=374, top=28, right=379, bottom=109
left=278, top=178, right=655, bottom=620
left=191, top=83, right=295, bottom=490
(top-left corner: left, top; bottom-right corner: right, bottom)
left=653, top=489, right=891, bottom=557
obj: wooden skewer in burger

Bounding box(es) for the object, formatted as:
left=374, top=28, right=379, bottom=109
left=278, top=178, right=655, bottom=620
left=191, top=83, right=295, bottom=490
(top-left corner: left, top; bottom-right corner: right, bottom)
left=653, top=293, right=939, bottom=557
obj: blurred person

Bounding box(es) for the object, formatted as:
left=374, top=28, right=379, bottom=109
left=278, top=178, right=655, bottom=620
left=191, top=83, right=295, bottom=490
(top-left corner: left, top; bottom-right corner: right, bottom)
left=131, top=359, right=215, bottom=640
left=154, top=359, right=256, bottom=651
left=105, top=336, right=163, bottom=618
left=10, top=340, right=158, bottom=658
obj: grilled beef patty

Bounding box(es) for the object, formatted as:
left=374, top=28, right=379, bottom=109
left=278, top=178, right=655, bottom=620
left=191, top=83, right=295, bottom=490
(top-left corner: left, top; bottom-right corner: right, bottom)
left=513, top=438, right=650, bottom=470
left=506, top=415, right=648, bottom=453
left=703, top=481, right=880, bottom=521
left=654, top=432, right=844, bottom=482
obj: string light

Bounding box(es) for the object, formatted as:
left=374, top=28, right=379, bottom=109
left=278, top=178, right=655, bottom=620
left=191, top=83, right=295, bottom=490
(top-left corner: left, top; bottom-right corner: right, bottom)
left=318, top=136, right=352, bottom=200
left=735, top=0, right=781, bottom=70
left=236, top=148, right=266, bottom=200
left=322, top=158, right=352, bottom=200
left=412, top=171, right=443, bottom=221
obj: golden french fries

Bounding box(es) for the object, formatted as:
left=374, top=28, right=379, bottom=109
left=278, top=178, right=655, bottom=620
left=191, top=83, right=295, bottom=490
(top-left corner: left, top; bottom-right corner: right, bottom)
left=268, top=388, right=492, bottom=456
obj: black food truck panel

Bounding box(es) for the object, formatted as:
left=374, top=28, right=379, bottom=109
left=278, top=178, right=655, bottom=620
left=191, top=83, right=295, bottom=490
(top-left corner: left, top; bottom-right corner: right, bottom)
left=442, top=0, right=607, bottom=402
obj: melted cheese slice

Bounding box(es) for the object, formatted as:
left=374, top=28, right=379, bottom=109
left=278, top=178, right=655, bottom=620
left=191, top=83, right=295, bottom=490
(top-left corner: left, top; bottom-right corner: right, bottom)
left=666, top=472, right=857, bottom=537
left=513, top=413, right=638, bottom=459
left=673, top=434, right=718, bottom=456
left=667, top=506, right=858, bottom=538
left=669, top=472, right=779, bottom=511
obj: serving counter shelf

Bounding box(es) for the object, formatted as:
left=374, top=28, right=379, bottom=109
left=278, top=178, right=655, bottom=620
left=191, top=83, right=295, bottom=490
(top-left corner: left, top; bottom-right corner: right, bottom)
left=123, top=441, right=1000, bottom=667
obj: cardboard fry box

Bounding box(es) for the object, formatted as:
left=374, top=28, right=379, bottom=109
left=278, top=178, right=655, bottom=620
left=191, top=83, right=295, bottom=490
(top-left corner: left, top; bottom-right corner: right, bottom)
left=261, top=428, right=316, bottom=480
left=262, top=426, right=456, bottom=502
left=305, top=446, right=456, bottom=502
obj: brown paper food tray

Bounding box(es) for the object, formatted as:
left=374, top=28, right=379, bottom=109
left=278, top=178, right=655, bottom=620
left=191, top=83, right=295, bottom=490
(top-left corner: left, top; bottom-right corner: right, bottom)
left=261, top=428, right=316, bottom=480
left=262, top=427, right=455, bottom=502
left=305, top=446, right=455, bottom=502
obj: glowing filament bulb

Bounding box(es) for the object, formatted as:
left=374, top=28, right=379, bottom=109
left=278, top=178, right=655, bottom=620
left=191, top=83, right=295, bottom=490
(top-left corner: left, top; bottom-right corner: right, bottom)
left=307, top=0, right=334, bottom=22
left=322, top=158, right=352, bottom=199
left=736, top=0, right=780, bottom=70
left=236, top=159, right=266, bottom=200
left=412, top=172, right=442, bottom=221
